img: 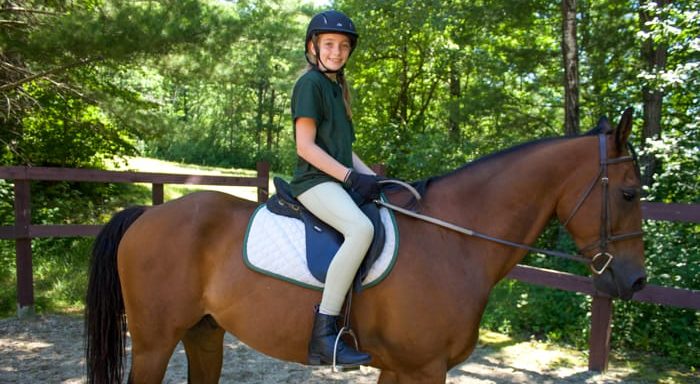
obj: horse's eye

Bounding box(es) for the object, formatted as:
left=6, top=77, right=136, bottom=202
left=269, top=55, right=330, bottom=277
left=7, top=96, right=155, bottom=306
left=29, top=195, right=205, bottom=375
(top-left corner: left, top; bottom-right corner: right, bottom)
left=622, top=188, right=637, bottom=201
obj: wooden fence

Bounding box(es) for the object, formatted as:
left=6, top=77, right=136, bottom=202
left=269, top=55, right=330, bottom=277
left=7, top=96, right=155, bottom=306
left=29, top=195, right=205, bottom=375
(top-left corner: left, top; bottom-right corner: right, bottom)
left=0, top=164, right=270, bottom=317
left=1, top=165, right=698, bottom=372
left=508, top=201, right=700, bottom=370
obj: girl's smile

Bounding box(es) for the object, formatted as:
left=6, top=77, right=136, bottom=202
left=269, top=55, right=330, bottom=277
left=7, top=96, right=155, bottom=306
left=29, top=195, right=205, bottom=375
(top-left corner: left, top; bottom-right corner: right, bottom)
left=310, top=33, right=351, bottom=72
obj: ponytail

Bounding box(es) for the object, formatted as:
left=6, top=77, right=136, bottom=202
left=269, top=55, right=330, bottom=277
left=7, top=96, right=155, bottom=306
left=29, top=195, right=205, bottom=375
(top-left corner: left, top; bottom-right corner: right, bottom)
left=337, top=71, right=353, bottom=120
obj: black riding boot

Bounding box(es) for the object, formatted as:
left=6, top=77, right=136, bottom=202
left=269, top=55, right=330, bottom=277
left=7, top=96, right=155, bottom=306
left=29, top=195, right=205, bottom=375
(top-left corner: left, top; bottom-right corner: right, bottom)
left=308, top=310, right=371, bottom=367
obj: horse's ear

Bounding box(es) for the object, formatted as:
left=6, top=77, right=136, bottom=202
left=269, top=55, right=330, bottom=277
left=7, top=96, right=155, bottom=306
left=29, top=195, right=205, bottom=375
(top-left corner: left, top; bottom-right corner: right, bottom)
left=614, top=107, right=634, bottom=152
left=585, top=116, right=612, bottom=135
left=596, top=116, right=612, bottom=134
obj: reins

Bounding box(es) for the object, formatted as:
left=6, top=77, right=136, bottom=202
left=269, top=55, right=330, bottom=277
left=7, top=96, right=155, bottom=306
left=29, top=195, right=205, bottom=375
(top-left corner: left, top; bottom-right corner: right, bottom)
left=376, top=134, right=643, bottom=275
left=376, top=199, right=591, bottom=264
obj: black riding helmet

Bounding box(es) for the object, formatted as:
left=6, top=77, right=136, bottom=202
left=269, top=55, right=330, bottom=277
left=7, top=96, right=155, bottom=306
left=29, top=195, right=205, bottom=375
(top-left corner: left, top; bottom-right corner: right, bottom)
left=305, top=10, right=359, bottom=72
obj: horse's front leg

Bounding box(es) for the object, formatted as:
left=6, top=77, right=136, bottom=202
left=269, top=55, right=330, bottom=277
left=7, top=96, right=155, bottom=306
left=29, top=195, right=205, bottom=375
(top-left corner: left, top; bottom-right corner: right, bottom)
left=377, top=370, right=399, bottom=384
left=376, top=363, right=447, bottom=384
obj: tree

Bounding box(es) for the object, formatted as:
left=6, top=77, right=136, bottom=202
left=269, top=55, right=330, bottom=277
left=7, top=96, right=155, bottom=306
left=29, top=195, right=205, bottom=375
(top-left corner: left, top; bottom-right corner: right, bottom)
left=146, top=0, right=303, bottom=170
left=1, top=0, right=247, bottom=167
left=562, top=0, right=580, bottom=135
left=636, top=0, right=699, bottom=201
left=342, top=0, right=562, bottom=178
left=638, top=0, right=670, bottom=188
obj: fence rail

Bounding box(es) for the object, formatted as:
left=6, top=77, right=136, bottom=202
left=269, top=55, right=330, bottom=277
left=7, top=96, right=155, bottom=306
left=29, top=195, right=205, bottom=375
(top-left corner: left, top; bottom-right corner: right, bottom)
left=0, top=164, right=270, bottom=319
left=1, top=164, right=698, bottom=372
left=506, top=202, right=699, bottom=371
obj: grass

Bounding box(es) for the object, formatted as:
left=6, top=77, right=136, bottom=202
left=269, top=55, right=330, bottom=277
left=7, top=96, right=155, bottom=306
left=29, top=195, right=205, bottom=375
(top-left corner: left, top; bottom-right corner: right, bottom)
left=115, top=156, right=276, bottom=202
left=476, top=330, right=698, bottom=383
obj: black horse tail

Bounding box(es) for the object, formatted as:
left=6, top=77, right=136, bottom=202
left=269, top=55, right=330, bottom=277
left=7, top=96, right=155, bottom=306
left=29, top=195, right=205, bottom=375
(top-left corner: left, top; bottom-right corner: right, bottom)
left=85, top=206, right=147, bottom=384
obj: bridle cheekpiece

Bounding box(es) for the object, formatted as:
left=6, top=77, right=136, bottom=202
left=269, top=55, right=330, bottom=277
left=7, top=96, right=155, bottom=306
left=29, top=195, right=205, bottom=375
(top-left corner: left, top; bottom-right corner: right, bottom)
left=560, top=134, right=644, bottom=274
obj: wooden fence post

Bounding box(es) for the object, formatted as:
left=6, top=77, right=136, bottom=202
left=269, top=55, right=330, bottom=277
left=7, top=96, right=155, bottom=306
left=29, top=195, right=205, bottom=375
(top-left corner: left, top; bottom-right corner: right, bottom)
left=588, top=295, right=613, bottom=371
left=256, top=162, right=269, bottom=202
left=152, top=183, right=164, bottom=205
left=14, top=179, right=35, bottom=318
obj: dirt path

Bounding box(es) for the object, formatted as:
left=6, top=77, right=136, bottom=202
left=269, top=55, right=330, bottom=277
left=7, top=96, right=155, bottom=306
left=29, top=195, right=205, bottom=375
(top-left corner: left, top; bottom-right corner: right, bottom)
left=0, top=315, right=664, bottom=383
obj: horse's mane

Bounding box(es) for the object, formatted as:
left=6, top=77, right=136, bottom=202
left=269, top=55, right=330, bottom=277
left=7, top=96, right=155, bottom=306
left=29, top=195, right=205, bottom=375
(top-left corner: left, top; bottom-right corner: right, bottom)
left=409, top=130, right=605, bottom=198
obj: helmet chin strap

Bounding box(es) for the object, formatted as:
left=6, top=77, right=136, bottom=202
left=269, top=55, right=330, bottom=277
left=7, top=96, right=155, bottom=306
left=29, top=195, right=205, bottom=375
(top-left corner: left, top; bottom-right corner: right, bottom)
left=316, top=62, right=343, bottom=75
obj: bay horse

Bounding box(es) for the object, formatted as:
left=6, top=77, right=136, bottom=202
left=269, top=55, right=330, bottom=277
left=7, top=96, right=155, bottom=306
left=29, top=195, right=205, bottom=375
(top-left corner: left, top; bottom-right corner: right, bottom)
left=86, top=109, right=646, bottom=383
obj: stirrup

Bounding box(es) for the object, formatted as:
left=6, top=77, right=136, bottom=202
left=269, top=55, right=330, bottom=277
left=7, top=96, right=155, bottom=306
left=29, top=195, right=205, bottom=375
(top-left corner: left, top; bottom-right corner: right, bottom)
left=332, top=326, right=361, bottom=372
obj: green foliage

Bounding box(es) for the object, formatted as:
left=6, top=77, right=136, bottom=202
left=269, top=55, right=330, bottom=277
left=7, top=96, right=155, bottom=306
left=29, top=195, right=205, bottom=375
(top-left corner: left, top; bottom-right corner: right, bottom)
left=482, top=279, right=591, bottom=349
left=636, top=1, right=700, bottom=97
left=340, top=0, right=565, bottom=179
left=7, top=83, right=136, bottom=167
left=1, top=0, right=248, bottom=167
left=612, top=219, right=700, bottom=366
left=17, top=1, right=216, bottom=62
left=642, top=120, right=699, bottom=203
left=579, top=0, right=639, bottom=113
left=0, top=239, right=14, bottom=316
left=29, top=238, right=94, bottom=314
left=143, top=0, right=302, bottom=172
left=1, top=237, right=101, bottom=317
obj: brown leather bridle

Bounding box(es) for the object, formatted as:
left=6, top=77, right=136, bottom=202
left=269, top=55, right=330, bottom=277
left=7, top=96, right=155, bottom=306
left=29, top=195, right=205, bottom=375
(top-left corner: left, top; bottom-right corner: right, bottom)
left=560, top=134, right=644, bottom=275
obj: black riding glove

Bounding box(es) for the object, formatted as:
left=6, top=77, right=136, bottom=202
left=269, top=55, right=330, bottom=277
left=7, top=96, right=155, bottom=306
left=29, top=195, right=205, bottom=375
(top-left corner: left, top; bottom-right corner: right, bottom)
left=344, top=171, right=384, bottom=201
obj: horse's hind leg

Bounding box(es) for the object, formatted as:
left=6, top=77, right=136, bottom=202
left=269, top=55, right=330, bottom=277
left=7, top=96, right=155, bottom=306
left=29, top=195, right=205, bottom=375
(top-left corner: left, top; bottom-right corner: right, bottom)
left=127, top=330, right=181, bottom=384
left=125, top=311, right=184, bottom=384
left=182, top=315, right=226, bottom=383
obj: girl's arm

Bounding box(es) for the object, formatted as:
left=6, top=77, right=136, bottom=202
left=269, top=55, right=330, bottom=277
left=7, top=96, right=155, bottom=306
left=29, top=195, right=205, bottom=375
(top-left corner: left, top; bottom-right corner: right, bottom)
left=296, top=117, right=350, bottom=181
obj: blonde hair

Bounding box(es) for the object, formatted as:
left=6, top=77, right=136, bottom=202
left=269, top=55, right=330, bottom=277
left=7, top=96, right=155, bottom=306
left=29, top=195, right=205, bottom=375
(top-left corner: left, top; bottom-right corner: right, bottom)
left=306, top=35, right=353, bottom=120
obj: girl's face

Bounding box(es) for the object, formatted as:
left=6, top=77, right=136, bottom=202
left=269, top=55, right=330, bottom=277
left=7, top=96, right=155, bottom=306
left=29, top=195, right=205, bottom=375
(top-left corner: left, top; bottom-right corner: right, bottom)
left=309, top=33, right=352, bottom=72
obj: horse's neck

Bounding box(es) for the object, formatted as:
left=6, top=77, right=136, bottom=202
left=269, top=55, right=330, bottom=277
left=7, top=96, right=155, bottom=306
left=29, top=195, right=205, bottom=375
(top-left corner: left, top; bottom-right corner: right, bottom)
left=423, top=138, right=590, bottom=276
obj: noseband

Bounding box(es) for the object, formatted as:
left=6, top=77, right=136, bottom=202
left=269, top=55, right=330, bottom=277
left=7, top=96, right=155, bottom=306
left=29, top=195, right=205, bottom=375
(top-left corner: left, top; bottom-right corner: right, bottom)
left=560, top=134, right=644, bottom=275
left=377, top=134, right=644, bottom=276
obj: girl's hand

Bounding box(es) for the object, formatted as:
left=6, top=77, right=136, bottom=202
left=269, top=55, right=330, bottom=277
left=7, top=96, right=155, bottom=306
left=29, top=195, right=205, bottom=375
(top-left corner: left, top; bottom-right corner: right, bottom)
left=344, top=171, right=385, bottom=201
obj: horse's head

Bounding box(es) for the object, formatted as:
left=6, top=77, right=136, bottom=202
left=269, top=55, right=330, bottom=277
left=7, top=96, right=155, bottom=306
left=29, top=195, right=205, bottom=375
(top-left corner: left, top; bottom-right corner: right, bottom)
left=557, top=108, right=646, bottom=300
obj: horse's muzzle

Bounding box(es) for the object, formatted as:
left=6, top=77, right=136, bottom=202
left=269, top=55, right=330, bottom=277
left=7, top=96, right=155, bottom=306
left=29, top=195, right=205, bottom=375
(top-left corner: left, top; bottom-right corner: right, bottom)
left=593, top=257, right=646, bottom=300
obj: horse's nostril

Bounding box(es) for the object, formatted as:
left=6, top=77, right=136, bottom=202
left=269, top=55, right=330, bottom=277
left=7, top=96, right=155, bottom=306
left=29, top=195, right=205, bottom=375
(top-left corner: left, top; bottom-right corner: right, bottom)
left=632, top=276, right=647, bottom=292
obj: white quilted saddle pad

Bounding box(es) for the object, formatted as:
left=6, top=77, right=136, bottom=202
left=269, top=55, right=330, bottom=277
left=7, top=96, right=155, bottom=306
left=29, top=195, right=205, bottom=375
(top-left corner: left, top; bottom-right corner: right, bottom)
left=243, top=204, right=399, bottom=290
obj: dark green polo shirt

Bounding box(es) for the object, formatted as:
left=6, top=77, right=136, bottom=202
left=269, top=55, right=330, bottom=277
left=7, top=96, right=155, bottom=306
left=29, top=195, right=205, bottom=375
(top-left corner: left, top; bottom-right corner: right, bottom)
left=289, top=70, right=355, bottom=197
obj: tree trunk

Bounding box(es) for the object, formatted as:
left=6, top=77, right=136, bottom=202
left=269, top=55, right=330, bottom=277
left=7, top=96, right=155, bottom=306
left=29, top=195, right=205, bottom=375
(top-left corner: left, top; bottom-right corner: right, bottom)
left=448, top=61, right=461, bottom=140
left=398, top=43, right=409, bottom=127
left=255, top=81, right=266, bottom=152
left=562, top=0, right=579, bottom=136
left=639, top=0, right=669, bottom=188
left=266, top=88, right=275, bottom=151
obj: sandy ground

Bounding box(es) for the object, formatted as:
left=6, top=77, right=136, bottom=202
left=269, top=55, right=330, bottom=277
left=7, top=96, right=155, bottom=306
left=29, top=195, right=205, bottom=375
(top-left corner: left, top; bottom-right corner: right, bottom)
left=0, top=314, right=679, bottom=384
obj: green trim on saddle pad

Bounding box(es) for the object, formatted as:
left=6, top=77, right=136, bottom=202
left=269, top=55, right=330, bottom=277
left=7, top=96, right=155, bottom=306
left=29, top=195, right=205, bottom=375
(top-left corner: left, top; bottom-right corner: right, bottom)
left=242, top=201, right=400, bottom=291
